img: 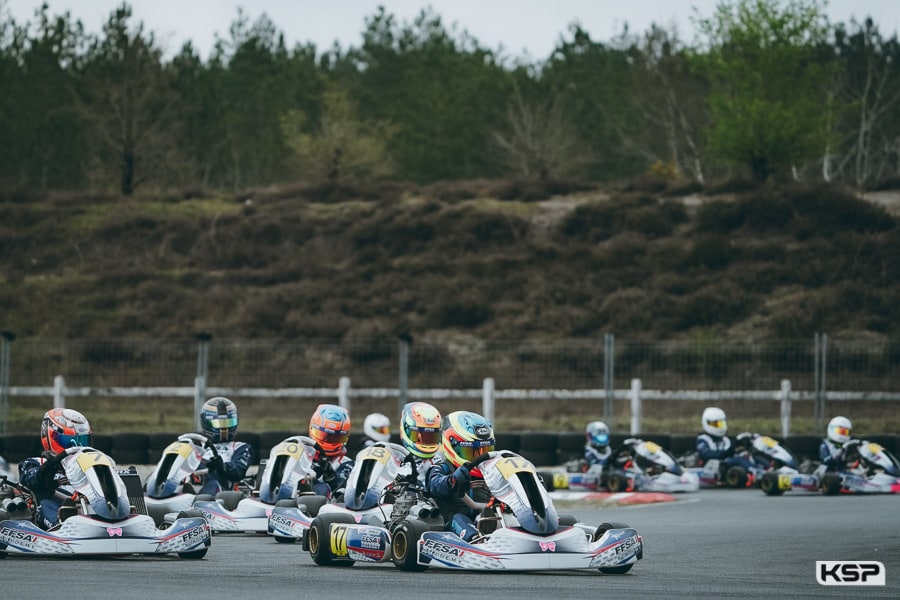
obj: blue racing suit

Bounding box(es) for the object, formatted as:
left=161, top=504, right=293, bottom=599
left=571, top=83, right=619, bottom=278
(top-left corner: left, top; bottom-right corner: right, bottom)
left=584, top=444, right=612, bottom=467
left=426, top=456, right=490, bottom=542
left=695, top=433, right=755, bottom=473
left=18, top=455, right=70, bottom=529
left=819, top=438, right=858, bottom=472
left=311, top=448, right=354, bottom=500
left=200, top=440, right=253, bottom=495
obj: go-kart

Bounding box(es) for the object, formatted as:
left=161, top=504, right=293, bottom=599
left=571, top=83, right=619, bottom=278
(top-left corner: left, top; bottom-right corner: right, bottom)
left=603, top=438, right=699, bottom=493
left=681, top=432, right=794, bottom=489
left=144, top=432, right=219, bottom=525
left=761, top=439, right=900, bottom=496
left=308, top=450, right=644, bottom=574
left=272, top=441, right=417, bottom=544
left=0, top=446, right=210, bottom=558
left=155, top=434, right=328, bottom=535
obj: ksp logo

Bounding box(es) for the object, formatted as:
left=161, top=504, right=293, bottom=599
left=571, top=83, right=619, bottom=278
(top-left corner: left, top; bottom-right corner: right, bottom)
left=816, top=561, right=885, bottom=586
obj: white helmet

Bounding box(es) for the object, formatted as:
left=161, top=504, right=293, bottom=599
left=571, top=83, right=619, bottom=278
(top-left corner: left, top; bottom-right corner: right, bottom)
left=702, top=407, right=727, bottom=437
left=585, top=421, right=610, bottom=449
left=827, top=416, right=852, bottom=445
left=363, top=412, right=391, bottom=442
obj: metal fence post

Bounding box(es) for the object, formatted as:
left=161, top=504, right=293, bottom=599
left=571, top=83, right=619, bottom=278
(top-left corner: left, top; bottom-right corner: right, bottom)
left=0, top=331, right=14, bottom=435
left=630, top=378, right=642, bottom=435
left=53, top=375, right=65, bottom=408
left=194, top=332, right=211, bottom=432
left=814, top=333, right=827, bottom=433
left=482, top=377, right=495, bottom=425
left=398, top=334, right=411, bottom=414
left=603, top=333, right=615, bottom=427
left=780, top=379, right=792, bottom=438
left=338, top=376, right=351, bottom=412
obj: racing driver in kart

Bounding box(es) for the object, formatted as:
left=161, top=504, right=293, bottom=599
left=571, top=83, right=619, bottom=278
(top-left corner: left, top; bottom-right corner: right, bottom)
left=18, top=408, right=93, bottom=529
left=307, top=403, right=355, bottom=500
left=197, top=396, right=253, bottom=495
left=426, top=410, right=495, bottom=542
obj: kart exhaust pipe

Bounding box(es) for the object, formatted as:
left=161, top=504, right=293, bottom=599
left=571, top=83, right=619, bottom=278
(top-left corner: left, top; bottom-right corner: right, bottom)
left=418, top=507, right=440, bottom=519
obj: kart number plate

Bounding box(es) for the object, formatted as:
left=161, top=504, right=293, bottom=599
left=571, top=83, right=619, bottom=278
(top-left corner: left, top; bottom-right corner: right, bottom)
left=495, top=456, right=536, bottom=479
left=357, top=445, right=390, bottom=464
left=75, top=451, right=113, bottom=470
left=777, top=473, right=792, bottom=490
left=165, top=441, right=195, bottom=458
left=272, top=441, right=306, bottom=458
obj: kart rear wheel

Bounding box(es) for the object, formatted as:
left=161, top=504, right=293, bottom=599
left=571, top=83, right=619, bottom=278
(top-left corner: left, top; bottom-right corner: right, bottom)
left=821, top=473, right=842, bottom=496
left=391, top=518, right=429, bottom=572
left=298, top=494, right=328, bottom=517
left=724, top=466, right=748, bottom=488
left=760, top=472, right=785, bottom=496
left=606, top=473, right=627, bottom=493
left=593, top=522, right=636, bottom=574
left=537, top=471, right=555, bottom=492
left=308, top=513, right=356, bottom=566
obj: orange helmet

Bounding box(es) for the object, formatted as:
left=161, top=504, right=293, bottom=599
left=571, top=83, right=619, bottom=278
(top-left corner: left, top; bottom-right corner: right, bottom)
left=400, top=402, right=442, bottom=459
left=41, top=408, right=92, bottom=455
left=309, top=404, right=351, bottom=457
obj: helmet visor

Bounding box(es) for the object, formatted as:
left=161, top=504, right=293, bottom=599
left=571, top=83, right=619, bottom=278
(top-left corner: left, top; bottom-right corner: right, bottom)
left=707, top=419, right=726, bottom=429
left=375, top=425, right=390, bottom=435
left=411, top=428, right=440, bottom=446
left=832, top=426, right=850, bottom=438
left=312, top=425, right=349, bottom=446
left=208, top=416, right=238, bottom=429
left=57, top=433, right=92, bottom=448
left=453, top=438, right=494, bottom=463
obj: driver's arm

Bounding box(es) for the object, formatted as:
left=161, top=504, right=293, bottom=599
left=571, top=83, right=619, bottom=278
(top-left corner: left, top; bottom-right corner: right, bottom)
left=221, top=443, right=253, bottom=483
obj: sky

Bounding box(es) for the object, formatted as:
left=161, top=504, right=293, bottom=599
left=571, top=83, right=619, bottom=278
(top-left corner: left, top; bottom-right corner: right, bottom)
left=4, top=0, right=900, bottom=61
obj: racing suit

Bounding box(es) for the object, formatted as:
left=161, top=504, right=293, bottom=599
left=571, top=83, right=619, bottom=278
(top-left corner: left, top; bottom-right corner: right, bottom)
left=18, top=454, right=71, bottom=529
left=426, top=455, right=490, bottom=542
left=311, top=447, right=354, bottom=500
left=200, top=440, right=253, bottom=495
left=819, top=438, right=857, bottom=472
left=584, top=444, right=612, bottom=467
left=695, top=432, right=755, bottom=473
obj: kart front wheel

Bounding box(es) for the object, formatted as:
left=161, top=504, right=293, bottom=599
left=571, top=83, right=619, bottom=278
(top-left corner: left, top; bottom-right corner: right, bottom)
left=391, top=519, right=429, bottom=572
left=606, top=473, right=627, bottom=493
left=593, top=521, right=638, bottom=574
left=177, top=548, right=208, bottom=559
left=821, top=473, right=842, bottom=496
left=308, top=513, right=356, bottom=566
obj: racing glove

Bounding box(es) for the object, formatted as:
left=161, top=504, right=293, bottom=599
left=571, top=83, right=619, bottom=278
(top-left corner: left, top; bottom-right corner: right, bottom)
left=451, top=464, right=471, bottom=494
left=206, top=455, right=224, bottom=474
left=315, top=459, right=336, bottom=482
left=36, top=455, right=62, bottom=493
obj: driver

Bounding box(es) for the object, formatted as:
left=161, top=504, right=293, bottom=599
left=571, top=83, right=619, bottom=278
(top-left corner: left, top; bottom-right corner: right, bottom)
left=18, top=408, right=93, bottom=530
left=584, top=420, right=612, bottom=467
left=695, top=407, right=756, bottom=480
left=197, top=396, right=253, bottom=495
left=308, top=403, right=354, bottom=500
left=426, top=410, right=495, bottom=542
left=399, top=402, right=442, bottom=485
left=820, top=416, right=857, bottom=472
left=363, top=412, right=391, bottom=448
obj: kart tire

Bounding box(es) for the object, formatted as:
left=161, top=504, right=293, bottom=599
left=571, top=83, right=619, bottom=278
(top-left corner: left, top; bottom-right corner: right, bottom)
left=274, top=499, right=296, bottom=507
left=724, top=466, right=748, bottom=488
left=593, top=521, right=636, bottom=574
left=177, top=548, right=208, bottom=559
left=308, top=513, right=356, bottom=566
left=760, top=472, right=785, bottom=496
left=821, top=473, right=842, bottom=496
left=558, top=513, right=578, bottom=527
left=193, top=494, right=216, bottom=504
left=174, top=508, right=209, bottom=558
left=298, top=495, right=328, bottom=517
left=215, top=490, right=244, bottom=511
left=606, top=473, right=627, bottom=493
left=391, top=518, right=429, bottom=572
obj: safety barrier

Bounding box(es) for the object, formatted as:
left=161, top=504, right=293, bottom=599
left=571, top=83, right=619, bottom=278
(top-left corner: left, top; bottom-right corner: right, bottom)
left=2, top=431, right=897, bottom=467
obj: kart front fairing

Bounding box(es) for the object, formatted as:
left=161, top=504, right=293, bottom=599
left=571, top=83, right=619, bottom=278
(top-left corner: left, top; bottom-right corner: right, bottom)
left=342, top=443, right=407, bottom=511
left=480, top=452, right=559, bottom=535
left=145, top=435, right=207, bottom=499
left=63, top=448, right=131, bottom=520
left=257, top=436, right=318, bottom=504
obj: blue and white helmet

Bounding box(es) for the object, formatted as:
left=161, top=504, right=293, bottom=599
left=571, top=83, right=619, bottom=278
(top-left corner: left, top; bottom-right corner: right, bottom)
left=586, top=421, right=610, bottom=449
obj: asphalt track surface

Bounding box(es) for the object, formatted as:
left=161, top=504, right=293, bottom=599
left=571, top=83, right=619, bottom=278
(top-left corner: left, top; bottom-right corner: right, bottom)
left=3, top=489, right=898, bottom=599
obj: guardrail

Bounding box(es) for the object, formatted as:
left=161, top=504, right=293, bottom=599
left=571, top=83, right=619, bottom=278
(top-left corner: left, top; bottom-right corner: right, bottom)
left=10, top=375, right=900, bottom=439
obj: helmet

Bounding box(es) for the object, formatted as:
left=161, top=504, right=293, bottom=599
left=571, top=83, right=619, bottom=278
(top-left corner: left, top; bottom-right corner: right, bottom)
left=827, top=416, right=852, bottom=445
left=585, top=421, right=610, bottom=449
left=41, top=408, right=92, bottom=455
left=702, top=407, right=727, bottom=437
left=309, top=404, right=351, bottom=457
left=441, top=411, right=494, bottom=468
left=200, top=397, right=239, bottom=442
left=363, top=412, right=391, bottom=443
left=400, top=402, right=442, bottom=459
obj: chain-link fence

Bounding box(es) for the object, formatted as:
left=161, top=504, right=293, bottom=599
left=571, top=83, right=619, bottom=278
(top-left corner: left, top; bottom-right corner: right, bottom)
left=2, top=335, right=899, bottom=435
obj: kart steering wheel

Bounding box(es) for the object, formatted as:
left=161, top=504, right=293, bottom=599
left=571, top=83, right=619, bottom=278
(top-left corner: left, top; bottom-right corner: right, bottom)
left=178, top=432, right=220, bottom=459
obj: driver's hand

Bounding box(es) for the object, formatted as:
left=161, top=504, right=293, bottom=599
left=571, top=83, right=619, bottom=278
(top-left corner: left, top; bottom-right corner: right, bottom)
left=206, top=455, right=224, bottom=474
left=451, top=464, right=471, bottom=493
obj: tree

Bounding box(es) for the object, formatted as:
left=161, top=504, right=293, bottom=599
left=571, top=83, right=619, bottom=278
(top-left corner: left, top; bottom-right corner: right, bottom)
left=75, top=3, right=176, bottom=194
left=280, top=86, right=395, bottom=185
left=693, top=0, right=832, bottom=181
